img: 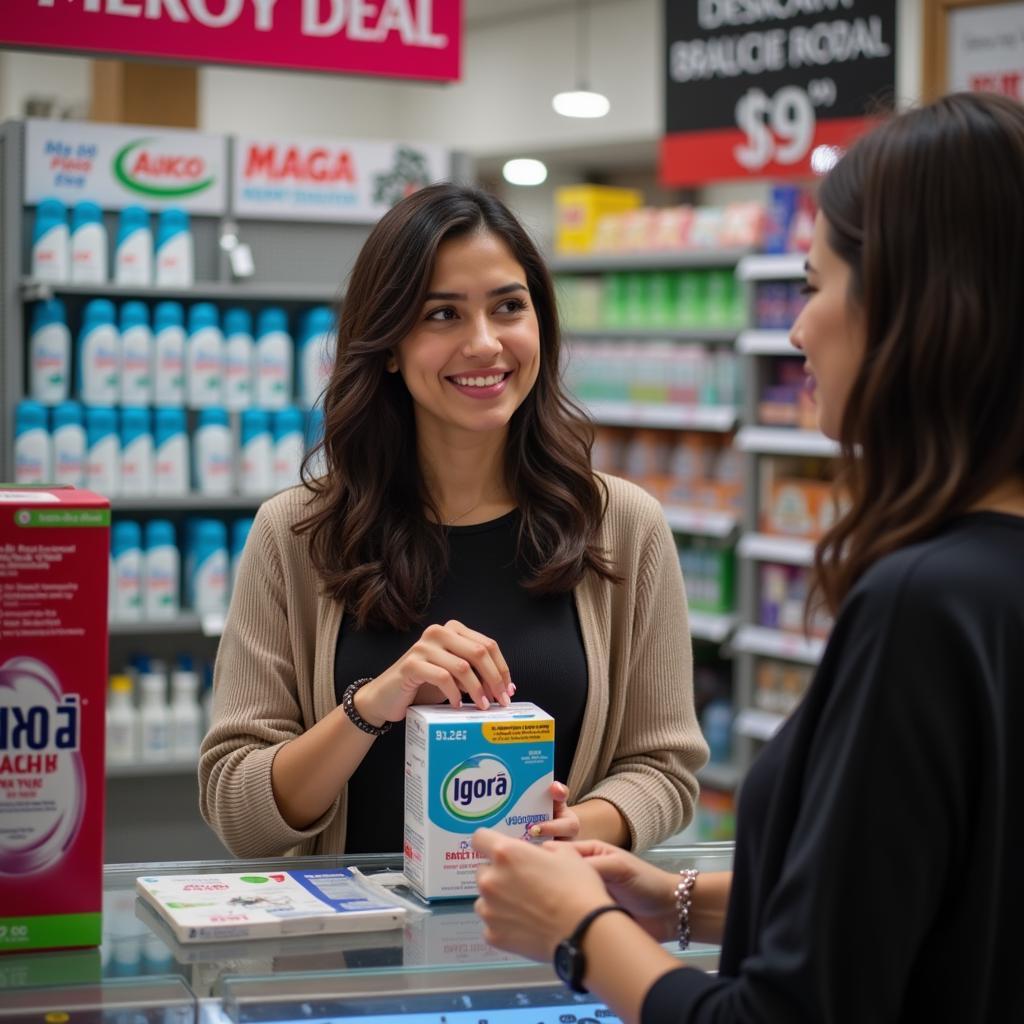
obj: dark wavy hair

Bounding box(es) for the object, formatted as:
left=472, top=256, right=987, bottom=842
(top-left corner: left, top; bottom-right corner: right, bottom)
left=294, top=182, right=618, bottom=630
left=812, top=92, right=1024, bottom=616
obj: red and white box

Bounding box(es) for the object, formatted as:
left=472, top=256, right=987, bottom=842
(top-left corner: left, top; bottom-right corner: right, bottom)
left=0, top=487, right=109, bottom=951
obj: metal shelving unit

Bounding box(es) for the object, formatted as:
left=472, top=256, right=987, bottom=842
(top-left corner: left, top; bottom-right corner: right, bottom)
left=662, top=505, right=739, bottom=540
left=585, top=401, right=738, bottom=432
left=736, top=426, right=840, bottom=457
left=110, top=494, right=266, bottom=512
left=737, top=532, right=815, bottom=567
left=551, top=247, right=753, bottom=273
left=21, top=278, right=342, bottom=305
left=736, top=329, right=794, bottom=356
left=567, top=327, right=739, bottom=344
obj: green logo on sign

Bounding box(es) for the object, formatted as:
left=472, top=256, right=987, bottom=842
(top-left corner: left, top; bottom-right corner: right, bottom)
left=113, top=138, right=215, bottom=199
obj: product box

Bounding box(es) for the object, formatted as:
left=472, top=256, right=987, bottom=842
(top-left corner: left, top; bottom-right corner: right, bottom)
left=403, top=702, right=554, bottom=901
left=0, top=486, right=109, bottom=952
left=555, top=185, right=642, bottom=254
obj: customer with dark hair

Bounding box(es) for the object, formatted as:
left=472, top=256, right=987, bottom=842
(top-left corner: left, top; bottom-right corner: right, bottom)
left=199, top=183, right=709, bottom=858
left=473, top=92, right=1024, bottom=1023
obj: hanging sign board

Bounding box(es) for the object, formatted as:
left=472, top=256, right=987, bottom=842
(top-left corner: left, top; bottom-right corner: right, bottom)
left=24, top=119, right=228, bottom=213
left=947, top=2, right=1024, bottom=100
left=232, top=135, right=451, bottom=222
left=1, top=0, right=461, bottom=83
left=661, top=1, right=897, bottom=186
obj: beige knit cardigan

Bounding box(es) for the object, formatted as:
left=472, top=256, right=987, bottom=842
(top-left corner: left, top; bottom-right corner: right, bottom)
left=198, top=473, right=709, bottom=857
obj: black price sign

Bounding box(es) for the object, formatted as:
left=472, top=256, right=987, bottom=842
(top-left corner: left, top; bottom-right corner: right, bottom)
left=661, top=0, right=897, bottom=185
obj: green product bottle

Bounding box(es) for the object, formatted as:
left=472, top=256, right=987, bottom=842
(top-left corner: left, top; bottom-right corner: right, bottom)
left=602, top=273, right=628, bottom=328
left=705, top=269, right=734, bottom=328
left=676, top=270, right=708, bottom=329
left=646, top=271, right=677, bottom=328
left=624, top=272, right=648, bottom=328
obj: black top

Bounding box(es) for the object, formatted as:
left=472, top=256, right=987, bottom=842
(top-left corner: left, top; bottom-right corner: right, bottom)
left=335, top=511, right=588, bottom=855
left=644, top=512, right=1024, bottom=1023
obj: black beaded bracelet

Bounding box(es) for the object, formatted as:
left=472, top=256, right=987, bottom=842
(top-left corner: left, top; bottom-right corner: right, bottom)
left=342, top=677, right=392, bottom=736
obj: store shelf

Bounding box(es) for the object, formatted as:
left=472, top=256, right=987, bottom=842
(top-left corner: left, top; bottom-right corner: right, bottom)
left=107, top=760, right=199, bottom=779
left=688, top=610, right=737, bottom=645
left=732, top=624, right=826, bottom=665
left=738, top=532, right=815, bottom=566
left=734, top=707, right=787, bottom=742
left=566, top=327, right=740, bottom=344
left=736, top=426, right=839, bottom=457
left=551, top=247, right=752, bottom=274
left=21, top=278, right=341, bottom=305
left=109, top=612, right=224, bottom=637
left=737, top=330, right=795, bottom=356
left=585, top=402, right=738, bottom=432
left=662, top=505, right=739, bottom=539
left=110, top=494, right=266, bottom=512
left=736, top=253, right=807, bottom=281
left=697, top=760, right=744, bottom=791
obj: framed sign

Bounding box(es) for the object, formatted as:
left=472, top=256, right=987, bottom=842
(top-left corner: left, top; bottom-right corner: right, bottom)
left=660, top=1, right=897, bottom=186
left=1, top=0, right=461, bottom=83
left=923, top=0, right=1024, bottom=100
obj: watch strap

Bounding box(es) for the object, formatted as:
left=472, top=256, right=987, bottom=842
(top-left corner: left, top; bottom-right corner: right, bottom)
left=558, top=903, right=635, bottom=993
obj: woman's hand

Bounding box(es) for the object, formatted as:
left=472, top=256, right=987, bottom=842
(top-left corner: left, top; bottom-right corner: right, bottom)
left=570, top=840, right=681, bottom=942
left=472, top=829, right=611, bottom=962
left=527, top=781, right=580, bottom=841
left=354, top=620, right=514, bottom=726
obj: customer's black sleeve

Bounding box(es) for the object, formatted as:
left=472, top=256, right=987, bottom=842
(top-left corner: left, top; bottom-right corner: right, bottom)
left=640, top=564, right=980, bottom=1023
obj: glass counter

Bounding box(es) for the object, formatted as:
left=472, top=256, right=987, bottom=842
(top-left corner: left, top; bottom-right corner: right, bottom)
left=0, top=843, right=732, bottom=1024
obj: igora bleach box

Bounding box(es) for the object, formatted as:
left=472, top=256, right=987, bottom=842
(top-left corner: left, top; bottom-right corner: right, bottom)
left=404, top=702, right=554, bottom=900
left=0, top=487, right=109, bottom=951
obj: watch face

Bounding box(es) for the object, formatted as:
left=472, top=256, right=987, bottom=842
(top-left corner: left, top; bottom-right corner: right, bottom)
left=553, top=939, right=576, bottom=987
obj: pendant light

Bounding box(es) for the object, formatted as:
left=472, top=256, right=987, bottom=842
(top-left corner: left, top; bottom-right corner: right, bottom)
left=552, top=0, right=610, bottom=119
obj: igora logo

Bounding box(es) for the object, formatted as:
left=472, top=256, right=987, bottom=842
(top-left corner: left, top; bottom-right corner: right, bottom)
left=442, top=754, right=512, bottom=821
left=113, top=138, right=215, bottom=199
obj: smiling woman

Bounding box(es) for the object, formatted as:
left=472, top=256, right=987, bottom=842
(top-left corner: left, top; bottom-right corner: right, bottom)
left=199, top=182, right=709, bottom=861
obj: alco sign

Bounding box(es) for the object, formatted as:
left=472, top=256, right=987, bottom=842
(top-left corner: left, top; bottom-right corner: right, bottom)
left=1, top=0, right=462, bottom=83
left=661, top=0, right=897, bottom=185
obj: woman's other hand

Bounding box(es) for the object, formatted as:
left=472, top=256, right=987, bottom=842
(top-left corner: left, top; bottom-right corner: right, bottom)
left=472, top=828, right=610, bottom=962
left=355, top=619, right=514, bottom=725
left=526, top=781, right=580, bottom=841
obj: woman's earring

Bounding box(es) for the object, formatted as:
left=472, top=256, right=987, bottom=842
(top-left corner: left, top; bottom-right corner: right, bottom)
left=386, top=354, right=398, bottom=373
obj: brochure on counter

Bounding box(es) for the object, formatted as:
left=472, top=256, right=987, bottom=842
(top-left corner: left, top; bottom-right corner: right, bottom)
left=135, top=866, right=412, bottom=943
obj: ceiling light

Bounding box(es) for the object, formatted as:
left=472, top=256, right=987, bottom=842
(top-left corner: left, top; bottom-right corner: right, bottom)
left=553, top=1, right=609, bottom=120
left=552, top=90, right=610, bottom=119
left=503, top=159, right=548, bottom=186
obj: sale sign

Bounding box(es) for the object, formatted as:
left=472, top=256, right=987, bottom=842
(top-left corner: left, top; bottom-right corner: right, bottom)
left=1, top=0, right=461, bottom=83
left=233, top=135, right=450, bottom=221
left=660, top=1, right=896, bottom=186
left=24, top=119, right=227, bottom=213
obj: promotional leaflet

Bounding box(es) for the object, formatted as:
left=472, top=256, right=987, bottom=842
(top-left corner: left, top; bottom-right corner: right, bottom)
left=135, top=866, right=408, bottom=943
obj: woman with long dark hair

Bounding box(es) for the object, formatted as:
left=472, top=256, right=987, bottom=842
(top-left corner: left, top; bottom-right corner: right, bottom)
left=473, top=92, right=1024, bottom=1022
left=200, top=183, right=709, bottom=858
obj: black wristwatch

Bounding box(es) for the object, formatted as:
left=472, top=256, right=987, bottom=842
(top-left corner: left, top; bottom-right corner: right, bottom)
left=553, top=904, right=634, bottom=994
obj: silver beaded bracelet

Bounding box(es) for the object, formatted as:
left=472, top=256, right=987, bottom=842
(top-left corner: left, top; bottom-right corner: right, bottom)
left=675, top=868, right=699, bottom=950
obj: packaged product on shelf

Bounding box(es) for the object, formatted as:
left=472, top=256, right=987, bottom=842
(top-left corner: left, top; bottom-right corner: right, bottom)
left=688, top=207, right=726, bottom=249
left=298, top=305, right=337, bottom=409
left=600, top=272, right=629, bottom=328
left=52, top=400, right=86, bottom=487
left=186, top=302, right=224, bottom=409
left=623, top=271, right=648, bottom=328
left=138, top=670, right=171, bottom=764
left=77, top=299, right=121, bottom=407
left=620, top=207, right=658, bottom=251
left=272, top=406, right=305, bottom=491
left=675, top=270, right=709, bottom=330
left=623, top=429, right=673, bottom=501
left=13, top=400, right=51, bottom=485
left=763, top=186, right=801, bottom=255
left=664, top=433, right=709, bottom=505
left=70, top=201, right=108, bottom=285
left=106, top=674, right=139, bottom=766
left=188, top=518, right=229, bottom=616
left=719, top=201, right=768, bottom=249
left=29, top=299, right=71, bottom=405
left=153, top=302, right=187, bottom=408
left=255, top=307, right=294, bottom=410
left=119, top=301, right=153, bottom=407
left=700, top=698, right=733, bottom=764
left=697, top=787, right=735, bottom=842
left=591, top=426, right=626, bottom=474
left=119, top=406, right=153, bottom=497
left=554, top=184, right=641, bottom=254
left=114, top=205, right=153, bottom=286
left=0, top=486, right=108, bottom=950
left=230, top=517, right=254, bottom=592
left=239, top=408, right=273, bottom=496
left=154, top=208, right=194, bottom=288
left=169, top=667, right=202, bottom=761
left=629, top=341, right=672, bottom=404
left=84, top=403, right=118, bottom=495
left=31, top=197, right=69, bottom=283
left=193, top=407, right=233, bottom=495
left=705, top=269, right=740, bottom=329
left=153, top=407, right=189, bottom=496
left=649, top=205, right=694, bottom=250
left=644, top=271, right=677, bottom=328
left=143, top=519, right=180, bottom=620
left=404, top=702, right=554, bottom=900
left=111, top=520, right=143, bottom=622
left=223, top=308, right=255, bottom=411
left=762, top=476, right=837, bottom=538
left=304, top=406, right=327, bottom=478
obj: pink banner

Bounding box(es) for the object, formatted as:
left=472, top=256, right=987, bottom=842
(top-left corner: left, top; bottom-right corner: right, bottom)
left=1, top=0, right=461, bottom=83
